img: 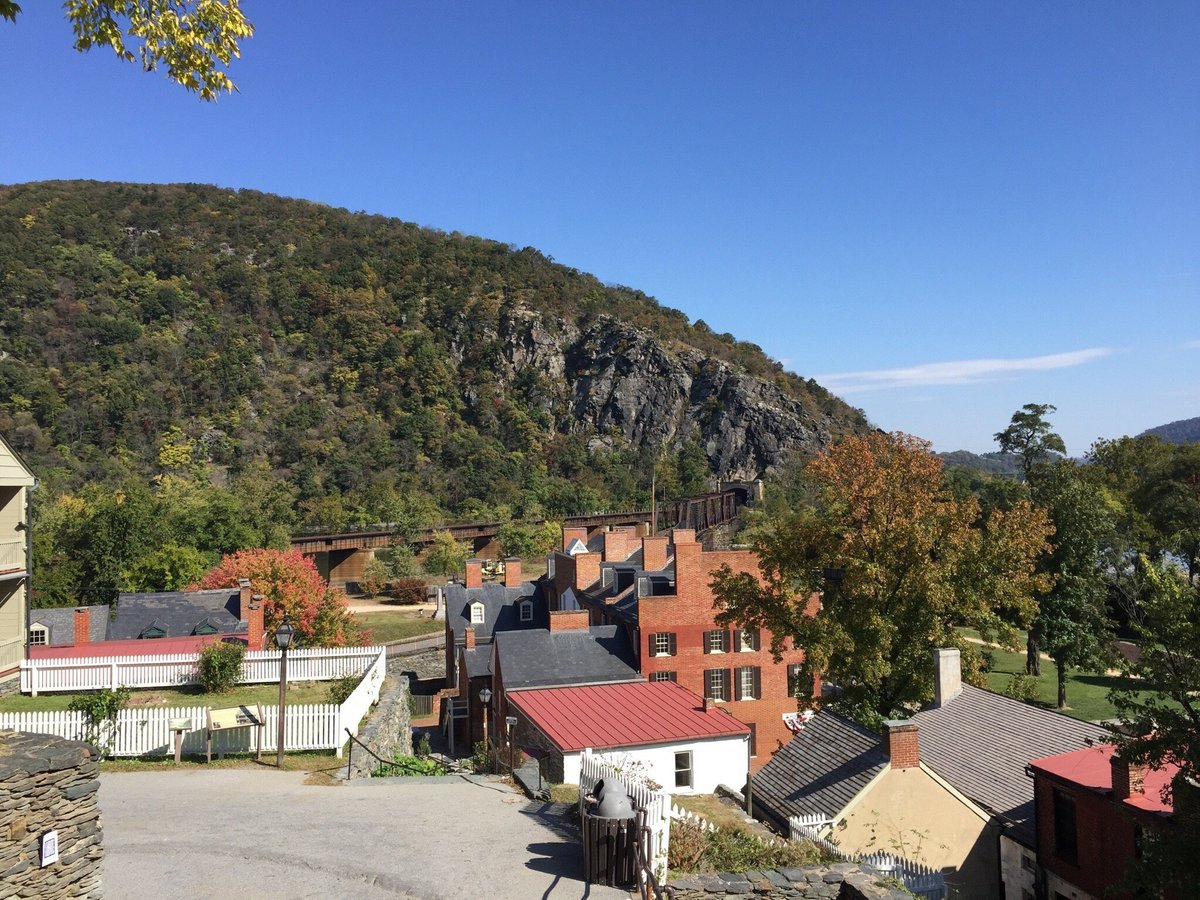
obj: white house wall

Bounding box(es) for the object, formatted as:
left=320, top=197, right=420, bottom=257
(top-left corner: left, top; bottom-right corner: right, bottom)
left=562, top=735, right=749, bottom=794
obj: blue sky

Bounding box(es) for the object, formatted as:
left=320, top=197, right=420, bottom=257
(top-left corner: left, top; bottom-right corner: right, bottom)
left=2, top=3, right=1196, bottom=454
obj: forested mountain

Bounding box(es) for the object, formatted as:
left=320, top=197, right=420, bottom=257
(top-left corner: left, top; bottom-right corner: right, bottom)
left=937, top=450, right=1023, bottom=478
left=1140, top=416, right=1200, bottom=445
left=0, top=181, right=868, bottom=532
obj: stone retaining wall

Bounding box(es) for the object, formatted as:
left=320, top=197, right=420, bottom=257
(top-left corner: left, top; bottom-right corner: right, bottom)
left=346, top=674, right=413, bottom=779
left=666, top=864, right=911, bottom=899
left=0, top=730, right=103, bottom=898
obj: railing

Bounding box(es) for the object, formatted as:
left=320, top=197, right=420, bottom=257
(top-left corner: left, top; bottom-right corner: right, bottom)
left=788, top=815, right=946, bottom=899
left=578, top=748, right=669, bottom=884
left=0, top=539, right=24, bottom=572
left=0, top=649, right=387, bottom=758
left=21, top=645, right=383, bottom=695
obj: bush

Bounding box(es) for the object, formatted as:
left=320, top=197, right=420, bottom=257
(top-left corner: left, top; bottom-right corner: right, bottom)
left=667, top=818, right=830, bottom=874
left=387, top=577, right=427, bottom=605
left=1004, top=673, right=1040, bottom=703
left=415, top=732, right=432, bottom=757
left=326, top=673, right=362, bottom=704
left=668, top=817, right=708, bottom=873
left=358, top=557, right=391, bottom=596
left=69, top=687, right=131, bottom=757
left=197, top=641, right=246, bottom=693
left=375, top=754, right=446, bottom=777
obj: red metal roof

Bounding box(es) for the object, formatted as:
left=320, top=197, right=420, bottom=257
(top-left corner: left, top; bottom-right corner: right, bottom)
left=507, top=680, right=749, bottom=753
left=1030, top=744, right=1177, bottom=815
left=29, top=635, right=232, bottom=659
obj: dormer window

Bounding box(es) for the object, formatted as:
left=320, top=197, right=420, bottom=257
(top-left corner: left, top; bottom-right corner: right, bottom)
left=28, top=624, right=48, bottom=646
left=193, top=618, right=219, bottom=636
left=140, top=621, right=168, bottom=639
left=519, top=600, right=533, bottom=623
left=470, top=602, right=485, bottom=624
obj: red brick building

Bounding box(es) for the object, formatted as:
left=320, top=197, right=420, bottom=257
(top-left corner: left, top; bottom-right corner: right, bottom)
left=549, top=525, right=812, bottom=770
left=1029, top=744, right=1181, bottom=900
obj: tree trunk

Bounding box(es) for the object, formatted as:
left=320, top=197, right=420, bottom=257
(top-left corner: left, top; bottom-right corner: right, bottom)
left=1056, top=660, right=1067, bottom=709
left=1026, top=633, right=1041, bottom=677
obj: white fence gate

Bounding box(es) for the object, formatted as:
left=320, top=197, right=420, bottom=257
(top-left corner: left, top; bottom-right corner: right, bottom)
left=578, top=748, right=669, bottom=882
left=21, top=646, right=383, bottom=695
left=1, top=649, right=387, bottom=759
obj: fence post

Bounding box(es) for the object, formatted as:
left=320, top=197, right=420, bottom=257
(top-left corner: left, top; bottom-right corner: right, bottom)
left=110, top=662, right=119, bottom=691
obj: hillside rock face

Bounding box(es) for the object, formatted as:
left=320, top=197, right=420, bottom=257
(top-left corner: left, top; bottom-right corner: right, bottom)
left=493, top=311, right=837, bottom=480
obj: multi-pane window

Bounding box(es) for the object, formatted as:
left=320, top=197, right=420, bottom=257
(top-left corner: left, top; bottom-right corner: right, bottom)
left=650, top=671, right=677, bottom=682
left=735, top=666, right=760, bottom=701
left=28, top=625, right=48, bottom=646
left=704, top=630, right=729, bottom=654
left=519, top=601, right=533, bottom=622
left=704, top=668, right=729, bottom=701
left=787, top=664, right=804, bottom=697
left=470, top=603, right=485, bottom=624
left=1052, top=789, right=1078, bottom=865
left=736, top=629, right=759, bottom=652
left=674, top=751, right=693, bottom=788
left=651, top=632, right=677, bottom=657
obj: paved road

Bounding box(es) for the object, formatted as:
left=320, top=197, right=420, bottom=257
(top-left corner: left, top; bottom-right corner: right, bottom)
left=101, top=770, right=630, bottom=899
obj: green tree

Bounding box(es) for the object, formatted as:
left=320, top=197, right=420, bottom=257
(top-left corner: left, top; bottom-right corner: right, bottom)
left=423, top=531, right=471, bottom=578
left=1, top=0, right=254, bottom=100
left=123, top=542, right=212, bottom=591
left=1028, top=461, right=1116, bottom=708
left=994, top=403, right=1067, bottom=481
left=1109, top=560, right=1200, bottom=895
left=711, top=432, right=1052, bottom=724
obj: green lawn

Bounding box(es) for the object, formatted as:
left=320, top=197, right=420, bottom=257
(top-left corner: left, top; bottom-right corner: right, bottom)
left=956, top=627, right=1156, bottom=723
left=356, top=610, right=441, bottom=643
left=0, top=680, right=340, bottom=713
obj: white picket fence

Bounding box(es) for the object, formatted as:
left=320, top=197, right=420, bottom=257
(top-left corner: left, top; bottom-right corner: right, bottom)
left=669, top=802, right=718, bottom=834
left=578, top=748, right=669, bottom=882
left=788, top=815, right=946, bottom=899
left=21, top=646, right=382, bottom=695
left=1, top=649, right=387, bottom=759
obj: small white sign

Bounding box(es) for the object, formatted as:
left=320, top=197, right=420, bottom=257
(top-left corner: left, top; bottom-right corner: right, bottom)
left=41, top=830, right=59, bottom=867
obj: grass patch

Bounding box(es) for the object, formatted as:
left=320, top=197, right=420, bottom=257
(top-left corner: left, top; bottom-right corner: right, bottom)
left=0, top=681, right=337, bottom=713
left=958, top=627, right=1157, bottom=722
left=356, top=610, right=441, bottom=643
left=672, top=794, right=762, bottom=836
left=549, top=783, right=579, bottom=805
left=100, top=750, right=338, bottom=773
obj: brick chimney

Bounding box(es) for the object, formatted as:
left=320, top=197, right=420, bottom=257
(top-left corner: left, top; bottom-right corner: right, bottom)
left=244, top=594, right=265, bottom=650
left=703, top=697, right=716, bottom=713
left=671, top=528, right=696, bottom=547
left=562, top=526, right=589, bottom=551
left=549, top=610, right=590, bottom=632
left=238, top=578, right=252, bottom=614
left=465, top=625, right=476, bottom=649
left=933, top=648, right=962, bottom=707
left=574, top=552, right=601, bottom=590
left=465, top=559, right=483, bottom=589
left=641, top=535, right=669, bottom=572
left=504, top=557, right=522, bottom=588
left=603, top=529, right=636, bottom=563
left=73, top=607, right=90, bottom=646
left=883, top=720, right=920, bottom=769
left=1111, top=754, right=1148, bottom=800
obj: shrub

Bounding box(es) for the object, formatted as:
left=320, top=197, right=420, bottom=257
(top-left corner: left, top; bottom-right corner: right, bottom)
left=358, top=557, right=391, bottom=596
left=1004, top=673, right=1040, bottom=703
left=667, top=817, right=708, bottom=873
left=326, top=673, right=362, bottom=705
left=667, top=818, right=830, bottom=875
left=197, top=641, right=246, bottom=694
left=415, top=732, right=432, bottom=757
left=69, top=687, right=131, bottom=757
left=387, top=577, right=427, bottom=605
left=375, top=754, right=445, bottom=777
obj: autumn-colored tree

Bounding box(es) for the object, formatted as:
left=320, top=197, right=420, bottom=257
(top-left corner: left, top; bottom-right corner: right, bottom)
left=712, top=432, right=1052, bottom=725
left=196, top=548, right=367, bottom=647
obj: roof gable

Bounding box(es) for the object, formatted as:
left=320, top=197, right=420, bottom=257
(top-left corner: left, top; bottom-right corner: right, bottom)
left=494, top=625, right=639, bottom=690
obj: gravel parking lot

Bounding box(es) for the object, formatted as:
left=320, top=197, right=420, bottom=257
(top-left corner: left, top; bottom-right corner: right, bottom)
left=101, top=769, right=629, bottom=899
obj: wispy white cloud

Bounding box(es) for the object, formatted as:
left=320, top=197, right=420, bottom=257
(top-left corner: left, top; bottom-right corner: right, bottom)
left=815, top=348, right=1113, bottom=395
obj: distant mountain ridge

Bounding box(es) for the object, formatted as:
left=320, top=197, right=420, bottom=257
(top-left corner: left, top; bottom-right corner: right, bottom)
left=937, top=450, right=1023, bottom=478
left=1139, top=416, right=1200, bottom=445
left=0, top=180, right=870, bottom=523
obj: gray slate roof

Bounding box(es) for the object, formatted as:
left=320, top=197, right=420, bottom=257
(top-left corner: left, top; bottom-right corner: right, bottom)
left=910, top=684, right=1109, bottom=847
left=29, top=605, right=110, bottom=646
left=108, top=589, right=245, bottom=641
left=462, top=646, right=493, bottom=679
left=445, top=581, right=546, bottom=643
left=495, top=625, right=640, bottom=690
left=751, top=712, right=888, bottom=831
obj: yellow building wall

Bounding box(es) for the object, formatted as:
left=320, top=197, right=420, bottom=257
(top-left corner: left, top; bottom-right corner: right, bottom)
left=0, top=479, right=29, bottom=675
left=834, top=765, right=999, bottom=900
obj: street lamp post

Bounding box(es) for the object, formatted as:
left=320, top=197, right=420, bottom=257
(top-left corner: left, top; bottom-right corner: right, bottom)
left=505, top=715, right=517, bottom=775
left=479, top=687, right=492, bottom=766
left=275, top=614, right=295, bottom=768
